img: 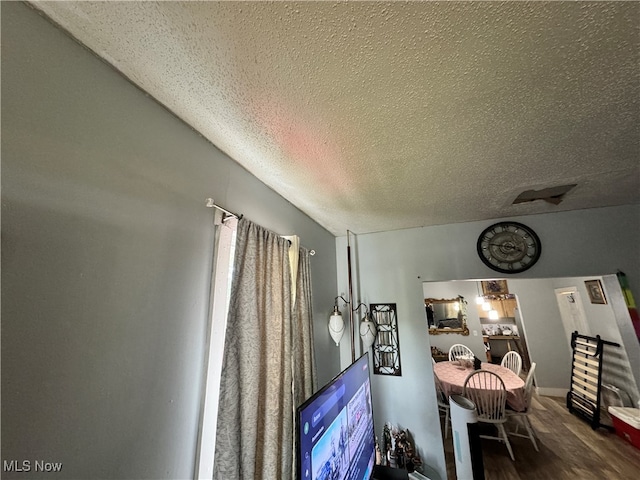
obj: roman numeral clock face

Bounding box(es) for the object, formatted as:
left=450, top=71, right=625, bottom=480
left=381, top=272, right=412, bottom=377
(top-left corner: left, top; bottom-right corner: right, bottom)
left=476, top=222, right=541, bottom=273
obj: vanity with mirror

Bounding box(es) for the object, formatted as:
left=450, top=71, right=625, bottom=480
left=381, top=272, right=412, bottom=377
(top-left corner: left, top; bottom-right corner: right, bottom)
left=425, top=296, right=469, bottom=335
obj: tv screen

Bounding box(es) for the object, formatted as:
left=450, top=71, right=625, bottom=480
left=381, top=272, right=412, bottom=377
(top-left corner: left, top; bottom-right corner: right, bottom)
left=296, top=353, right=376, bottom=480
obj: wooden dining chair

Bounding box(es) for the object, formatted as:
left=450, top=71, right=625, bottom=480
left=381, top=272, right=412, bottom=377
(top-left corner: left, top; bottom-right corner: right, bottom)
left=448, top=344, right=474, bottom=361
left=501, top=351, right=522, bottom=376
left=506, top=362, right=539, bottom=451
left=463, top=370, right=515, bottom=461
left=434, top=372, right=451, bottom=438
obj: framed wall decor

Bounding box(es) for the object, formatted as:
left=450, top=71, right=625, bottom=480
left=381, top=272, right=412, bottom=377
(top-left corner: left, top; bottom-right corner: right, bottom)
left=585, top=280, right=607, bottom=305
left=481, top=280, right=509, bottom=295
left=370, top=303, right=402, bottom=376
left=425, top=296, right=470, bottom=335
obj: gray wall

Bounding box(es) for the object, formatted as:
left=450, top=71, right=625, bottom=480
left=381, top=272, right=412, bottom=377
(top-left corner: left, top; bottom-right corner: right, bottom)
left=506, top=279, right=574, bottom=391
left=338, top=205, right=639, bottom=479
left=1, top=3, right=337, bottom=479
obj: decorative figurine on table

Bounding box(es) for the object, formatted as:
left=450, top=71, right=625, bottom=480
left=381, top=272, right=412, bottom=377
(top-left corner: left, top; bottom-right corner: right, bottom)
left=393, top=430, right=406, bottom=469
left=392, top=429, right=423, bottom=473
left=382, top=423, right=393, bottom=467
left=375, top=436, right=382, bottom=465
left=474, top=356, right=482, bottom=370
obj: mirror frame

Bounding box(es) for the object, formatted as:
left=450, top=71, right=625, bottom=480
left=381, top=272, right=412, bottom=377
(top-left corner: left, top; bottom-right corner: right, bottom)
left=425, top=296, right=469, bottom=336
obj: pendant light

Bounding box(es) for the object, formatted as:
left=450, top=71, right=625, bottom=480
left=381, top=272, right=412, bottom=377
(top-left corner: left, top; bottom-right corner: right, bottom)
left=359, top=312, right=377, bottom=350
left=475, top=281, right=485, bottom=305
left=329, top=303, right=345, bottom=346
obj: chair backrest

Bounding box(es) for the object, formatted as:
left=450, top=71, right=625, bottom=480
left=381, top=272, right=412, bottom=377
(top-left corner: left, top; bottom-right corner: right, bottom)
left=501, top=351, right=522, bottom=376
left=522, top=362, right=537, bottom=410
left=463, top=370, right=507, bottom=421
left=449, top=344, right=474, bottom=361
left=433, top=372, right=448, bottom=405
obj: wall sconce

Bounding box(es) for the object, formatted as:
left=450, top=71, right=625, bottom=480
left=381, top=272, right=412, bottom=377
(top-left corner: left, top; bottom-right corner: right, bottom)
left=330, top=295, right=376, bottom=351
left=332, top=230, right=375, bottom=362
left=359, top=311, right=377, bottom=351
left=328, top=302, right=346, bottom=346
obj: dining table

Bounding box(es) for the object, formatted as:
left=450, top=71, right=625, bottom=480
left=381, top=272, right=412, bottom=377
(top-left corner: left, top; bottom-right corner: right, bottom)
left=434, top=360, right=526, bottom=412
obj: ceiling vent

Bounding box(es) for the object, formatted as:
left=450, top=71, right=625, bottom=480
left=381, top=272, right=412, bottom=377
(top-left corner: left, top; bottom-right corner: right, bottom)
left=513, top=184, right=577, bottom=205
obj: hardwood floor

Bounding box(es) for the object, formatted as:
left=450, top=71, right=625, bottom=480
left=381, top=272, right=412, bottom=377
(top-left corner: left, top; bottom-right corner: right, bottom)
left=441, top=395, right=640, bottom=480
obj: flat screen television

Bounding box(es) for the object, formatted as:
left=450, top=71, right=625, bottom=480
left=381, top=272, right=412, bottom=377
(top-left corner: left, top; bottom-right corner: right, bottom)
left=296, top=353, right=376, bottom=480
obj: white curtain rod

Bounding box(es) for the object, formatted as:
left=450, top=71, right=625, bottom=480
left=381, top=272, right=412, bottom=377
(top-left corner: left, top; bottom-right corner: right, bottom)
left=205, top=198, right=315, bottom=255
left=205, top=198, right=239, bottom=219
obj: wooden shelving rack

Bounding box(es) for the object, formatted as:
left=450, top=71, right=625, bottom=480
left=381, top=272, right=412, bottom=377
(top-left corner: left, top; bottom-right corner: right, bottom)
left=566, top=331, right=620, bottom=430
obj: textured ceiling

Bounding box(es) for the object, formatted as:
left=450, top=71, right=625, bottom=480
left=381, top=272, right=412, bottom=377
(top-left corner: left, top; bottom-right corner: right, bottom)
left=31, top=1, right=640, bottom=235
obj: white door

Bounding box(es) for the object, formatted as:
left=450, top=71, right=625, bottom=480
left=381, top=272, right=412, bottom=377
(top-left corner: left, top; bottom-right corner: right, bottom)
left=555, top=287, right=591, bottom=347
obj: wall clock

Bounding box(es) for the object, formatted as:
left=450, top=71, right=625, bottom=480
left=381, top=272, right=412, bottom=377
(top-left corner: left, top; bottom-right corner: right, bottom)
left=476, top=221, right=541, bottom=274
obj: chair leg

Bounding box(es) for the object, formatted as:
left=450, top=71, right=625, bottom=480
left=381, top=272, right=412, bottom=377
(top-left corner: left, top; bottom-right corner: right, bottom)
left=523, top=416, right=539, bottom=451
left=444, top=409, right=450, bottom=439
left=507, top=415, right=540, bottom=452
left=498, top=423, right=515, bottom=461
left=511, top=417, right=521, bottom=435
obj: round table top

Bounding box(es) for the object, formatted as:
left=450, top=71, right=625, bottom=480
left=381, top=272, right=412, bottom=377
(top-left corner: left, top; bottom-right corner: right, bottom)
left=434, top=360, right=526, bottom=411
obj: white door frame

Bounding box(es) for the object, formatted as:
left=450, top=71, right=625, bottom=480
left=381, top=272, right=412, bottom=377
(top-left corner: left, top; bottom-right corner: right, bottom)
left=554, top=286, right=591, bottom=348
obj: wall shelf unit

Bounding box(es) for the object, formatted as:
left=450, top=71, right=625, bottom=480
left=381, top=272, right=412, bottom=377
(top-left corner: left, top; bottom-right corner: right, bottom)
left=371, top=303, right=402, bottom=376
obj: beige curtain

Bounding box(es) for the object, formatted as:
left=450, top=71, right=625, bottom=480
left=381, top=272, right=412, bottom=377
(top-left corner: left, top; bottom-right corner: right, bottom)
left=213, top=218, right=316, bottom=480
left=292, top=248, right=317, bottom=407
left=291, top=248, right=317, bottom=477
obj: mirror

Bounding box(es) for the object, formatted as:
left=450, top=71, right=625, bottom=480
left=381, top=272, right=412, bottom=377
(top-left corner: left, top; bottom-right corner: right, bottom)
left=425, top=296, right=469, bottom=335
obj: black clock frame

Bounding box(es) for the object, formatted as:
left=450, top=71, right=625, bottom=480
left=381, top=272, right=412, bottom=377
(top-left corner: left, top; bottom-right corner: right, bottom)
left=476, top=221, right=541, bottom=274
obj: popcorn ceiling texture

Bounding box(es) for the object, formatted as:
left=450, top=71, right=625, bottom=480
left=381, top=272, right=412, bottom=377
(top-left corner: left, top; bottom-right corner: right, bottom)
left=32, top=1, right=640, bottom=235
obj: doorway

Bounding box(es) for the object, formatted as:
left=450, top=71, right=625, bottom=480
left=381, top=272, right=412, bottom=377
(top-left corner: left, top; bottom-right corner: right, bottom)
left=476, top=292, right=534, bottom=374
left=422, top=279, right=535, bottom=374
left=554, top=287, right=591, bottom=348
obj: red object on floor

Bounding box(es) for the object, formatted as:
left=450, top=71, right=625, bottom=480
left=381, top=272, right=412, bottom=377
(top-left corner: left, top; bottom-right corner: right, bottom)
left=629, top=308, right=640, bottom=341
left=609, top=407, right=640, bottom=449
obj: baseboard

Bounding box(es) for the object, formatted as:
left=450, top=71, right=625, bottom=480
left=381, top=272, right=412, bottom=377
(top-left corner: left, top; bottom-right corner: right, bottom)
left=408, top=472, right=430, bottom=480
left=536, top=387, right=569, bottom=398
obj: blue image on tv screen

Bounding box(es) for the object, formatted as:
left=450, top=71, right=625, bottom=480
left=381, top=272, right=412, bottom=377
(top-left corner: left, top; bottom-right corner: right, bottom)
left=296, top=353, right=376, bottom=480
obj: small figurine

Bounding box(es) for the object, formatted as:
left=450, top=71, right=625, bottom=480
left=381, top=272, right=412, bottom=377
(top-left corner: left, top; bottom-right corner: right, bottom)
left=393, top=430, right=407, bottom=469
left=473, top=356, right=482, bottom=370
left=392, top=428, right=423, bottom=473
left=382, top=423, right=393, bottom=466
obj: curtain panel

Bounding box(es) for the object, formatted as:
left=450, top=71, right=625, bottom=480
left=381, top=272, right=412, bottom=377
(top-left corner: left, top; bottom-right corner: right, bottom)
left=292, top=248, right=317, bottom=407
left=213, top=218, right=316, bottom=480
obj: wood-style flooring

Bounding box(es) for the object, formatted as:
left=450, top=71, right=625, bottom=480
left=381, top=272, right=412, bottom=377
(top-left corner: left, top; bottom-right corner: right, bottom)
left=441, top=395, right=640, bottom=480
